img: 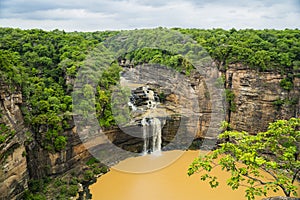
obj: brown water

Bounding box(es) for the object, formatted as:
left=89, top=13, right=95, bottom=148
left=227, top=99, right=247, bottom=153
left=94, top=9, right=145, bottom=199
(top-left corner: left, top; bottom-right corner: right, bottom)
left=90, top=150, right=290, bottom=200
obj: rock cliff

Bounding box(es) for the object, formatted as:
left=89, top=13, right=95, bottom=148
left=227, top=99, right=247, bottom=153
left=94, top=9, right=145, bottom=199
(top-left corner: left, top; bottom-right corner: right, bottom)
left=225, top=65, right=299, bottom=134
left=0, top=64, right=299, bottom=199
left=0, top=82, right=94, bottom=199
left=0, top=84, right=28, bottom=200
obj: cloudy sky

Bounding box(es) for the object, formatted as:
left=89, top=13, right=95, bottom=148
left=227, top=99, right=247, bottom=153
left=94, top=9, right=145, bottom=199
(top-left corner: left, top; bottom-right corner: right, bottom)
left=0, top=0, right=299, bottom=31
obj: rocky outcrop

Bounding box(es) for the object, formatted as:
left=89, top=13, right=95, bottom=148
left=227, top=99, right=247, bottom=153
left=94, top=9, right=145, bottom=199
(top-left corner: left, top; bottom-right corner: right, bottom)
left=225, top=65, right=299, bottom=134
left=25, top=128, right=92, bottom=179
left=109, top=62, right=299, bottom=152
left=114, top=64, right=218, bottom=151
left=0, top=82, right=94, bottom=199
left=0, top=84, right=28, bottom=200
left=24, top=127, right=96, bottom=200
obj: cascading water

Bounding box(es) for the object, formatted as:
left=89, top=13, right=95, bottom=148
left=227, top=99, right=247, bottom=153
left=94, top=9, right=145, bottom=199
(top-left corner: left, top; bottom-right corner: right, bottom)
left=128, top=86, right=162, bottom=154
left=128, top=101, right=137, bottom=111
left=140, top=117, right=162, bottom=154
left=141, top=118, right=149, bottom=153
left=151, top=118, right=162, bottom=152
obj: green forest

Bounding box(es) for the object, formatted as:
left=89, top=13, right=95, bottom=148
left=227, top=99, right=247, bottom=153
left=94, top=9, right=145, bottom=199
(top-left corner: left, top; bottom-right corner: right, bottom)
left=0, top=27, right=300, bottom=199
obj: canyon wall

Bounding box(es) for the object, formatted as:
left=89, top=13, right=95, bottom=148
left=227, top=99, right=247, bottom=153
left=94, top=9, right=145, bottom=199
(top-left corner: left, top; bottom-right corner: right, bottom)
left=0, top=84, right=28, bottom=199
left=225, top=65, right=299, bottom=134
left=0, top=65, right=299, bottom=199
left=0, top=83, right=94, bottom=199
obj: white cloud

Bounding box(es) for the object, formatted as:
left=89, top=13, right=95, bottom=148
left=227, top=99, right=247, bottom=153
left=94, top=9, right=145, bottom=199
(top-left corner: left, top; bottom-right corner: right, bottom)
left=0, top=0, right=299, bottom=31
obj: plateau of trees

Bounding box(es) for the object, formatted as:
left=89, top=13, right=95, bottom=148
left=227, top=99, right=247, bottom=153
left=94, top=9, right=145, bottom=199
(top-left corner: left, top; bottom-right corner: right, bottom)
left=0, top=28, right=117, bottom=151
left=175, top=28, right=300, bottom=73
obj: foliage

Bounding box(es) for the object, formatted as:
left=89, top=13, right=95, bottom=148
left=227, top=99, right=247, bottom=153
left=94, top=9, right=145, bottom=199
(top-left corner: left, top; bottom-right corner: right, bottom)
left=28, top=178, right=50, bottom=193
left=83, top=170, right=94, bottom=181
left=120, top=48, right=195, bottom=75
left=25, top=176, right=81, bottom=200
left=0, top=122, right=15, bottom=144
left=86, top=157, right=108, bottom=177
left=23, top=190, right=47, bottom=200
left=67, top=185, right=79, bottom=197
left=175, top=28, right=300, bottom=75
left=54, top=136, right=67, bottom=151
left=220, top=120, right=231, bottom=131
left=0, top=49, right=25, bottom=88
left=272, top=99, right=285, bottom=110
left=280, top=78, right=293, bottom=91
left=96, top=62, right=123, bottom=127
left=86, top=157, right=100, bottom=166
left=225, top=89, right=236, bottom=112
left=188, top=118, right=300, bottom=200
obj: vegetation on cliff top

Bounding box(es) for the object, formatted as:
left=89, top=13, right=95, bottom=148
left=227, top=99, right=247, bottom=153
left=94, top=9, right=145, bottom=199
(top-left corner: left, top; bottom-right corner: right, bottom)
left=1, top=28, right=299, bottom=144
left=175, top=28, right=300, bottom=74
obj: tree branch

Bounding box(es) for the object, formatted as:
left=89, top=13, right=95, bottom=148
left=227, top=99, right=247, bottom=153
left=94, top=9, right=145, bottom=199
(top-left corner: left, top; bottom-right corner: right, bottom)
left=243, top=174, right=272, bottom=185
left=260, top=167, right=278, bottom=181
left=291, top=168, right=300, bottom=184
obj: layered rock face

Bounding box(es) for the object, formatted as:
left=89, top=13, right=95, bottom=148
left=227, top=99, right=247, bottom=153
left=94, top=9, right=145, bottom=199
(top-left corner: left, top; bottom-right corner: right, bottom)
left=105, top=63, right=299, bottom=153
left=108, top=63, right=219, bottom=152
left=74, top=63, right=222, bottom=167
left=1, top=64, right=299, bottom=199
left=25, top=127, right=92, bottom=180
left=0, top=84, right=28, bottom=200
left=225, top=65, right=299, bottom=134
left=0, top=83, right=93, bottom=199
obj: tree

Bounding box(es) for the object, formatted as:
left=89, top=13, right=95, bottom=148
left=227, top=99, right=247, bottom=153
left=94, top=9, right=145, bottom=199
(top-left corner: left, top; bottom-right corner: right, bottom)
left=188, top=118, right=300, bottom=200
left=54, top=136, right=67, bottom=151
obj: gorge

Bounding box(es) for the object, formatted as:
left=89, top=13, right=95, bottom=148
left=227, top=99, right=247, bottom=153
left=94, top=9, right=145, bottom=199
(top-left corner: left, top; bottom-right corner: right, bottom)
left=0, top=28, right=299, bottom=199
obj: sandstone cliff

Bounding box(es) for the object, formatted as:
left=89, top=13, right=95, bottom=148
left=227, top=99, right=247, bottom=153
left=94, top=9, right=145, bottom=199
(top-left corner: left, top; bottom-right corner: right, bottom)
left=0, top=64, right=299, bottom=199
left=0, top=82, right=95, bottom=199
left=0, top=84, right=28, bottom=200
left=225, top=65, right=299, bottom=134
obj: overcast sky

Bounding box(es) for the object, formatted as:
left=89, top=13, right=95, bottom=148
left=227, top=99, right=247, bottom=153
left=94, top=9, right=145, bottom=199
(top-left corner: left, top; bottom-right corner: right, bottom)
left=0, top=0, right=299, bottom=31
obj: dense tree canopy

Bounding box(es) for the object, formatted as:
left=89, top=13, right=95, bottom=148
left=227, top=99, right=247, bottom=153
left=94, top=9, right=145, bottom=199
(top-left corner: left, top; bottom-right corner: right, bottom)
left=0, top=28, right=118, bottom=150
left=175, top=28, right=300, bottom=74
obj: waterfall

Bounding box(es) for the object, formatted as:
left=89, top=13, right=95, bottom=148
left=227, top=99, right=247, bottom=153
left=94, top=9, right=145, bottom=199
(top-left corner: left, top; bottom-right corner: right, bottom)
left=141, top=118, right=149, bottom=154
left=128, top=101, right=137, bottom=111
left=151, top=118, right=162, bottom=152
left=141, top=117, right=162, bottom=154
left=128, top=86, right=162, bottom=155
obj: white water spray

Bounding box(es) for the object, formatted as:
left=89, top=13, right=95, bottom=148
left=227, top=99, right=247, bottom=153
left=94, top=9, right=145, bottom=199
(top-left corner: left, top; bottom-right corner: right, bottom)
left=129, top=86, right=162, bottom=154
left=141, top=117, right=162, bottom=154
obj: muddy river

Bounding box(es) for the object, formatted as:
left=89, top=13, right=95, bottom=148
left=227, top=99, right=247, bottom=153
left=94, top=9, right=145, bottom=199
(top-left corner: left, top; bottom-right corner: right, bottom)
left=90, top=150, right=288, bottom=200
